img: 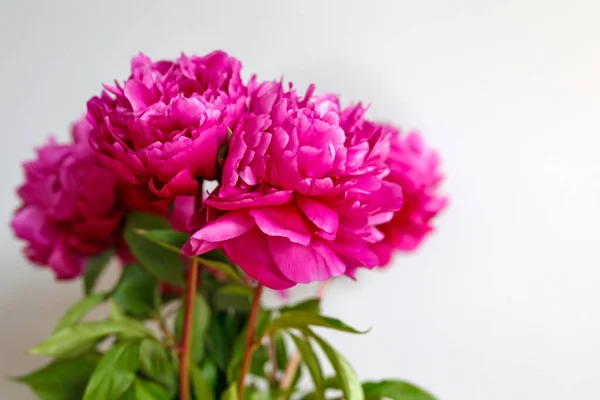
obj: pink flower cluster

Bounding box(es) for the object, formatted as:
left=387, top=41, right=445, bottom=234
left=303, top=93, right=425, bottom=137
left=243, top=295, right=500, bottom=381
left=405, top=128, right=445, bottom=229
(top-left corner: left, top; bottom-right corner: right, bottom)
left=87, top=51, right=245, bottom=214
left=186, top=81, right=404, bottom=288
left=11, top=50, right=446, bottom=287
left=11, top=120, right=123, bottom=279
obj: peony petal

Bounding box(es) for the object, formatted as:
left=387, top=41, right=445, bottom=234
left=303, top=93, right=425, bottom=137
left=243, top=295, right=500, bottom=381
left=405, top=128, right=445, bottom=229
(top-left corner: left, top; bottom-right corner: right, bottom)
left=47, top=240, right=85, bottom=280
left=149, top=168, right=198, bottom=198
left=221, top=124, right=248, bottom=190
left=120, top=185, right=170, bottom=216
left=124, top=80, right=157, bottom=113
left=298, top=146, right=333, bottom=178
left=169, top=196, right=195, bottom=232
left=372, top=241, right=395, bottom=267
left=295, top=195, right=339, bottom=234
left=11, top=206, right=56, bottom=247
left=327, top=231, right=379, bottom=268
left=369, top=211, right=395, bottom=225
left=185, top=238, right=221, bottom=256
left=224, top=228, right=295, bottom=289
left=189, top=209, right=255, bottom=245
left=295, top=177, right=334, bottom=196
left=250, top=204, right=312, bottom=246
left=205, top=190, right=294, bottom=210
left=267, top=237, right=346, bottom=283
left=168, top=96, right=207, bottom=127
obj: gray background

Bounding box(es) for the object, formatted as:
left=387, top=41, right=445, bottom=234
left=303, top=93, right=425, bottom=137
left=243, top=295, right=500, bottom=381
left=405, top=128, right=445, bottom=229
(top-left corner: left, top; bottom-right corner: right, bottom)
left=1, top=0, right=599, bottom=399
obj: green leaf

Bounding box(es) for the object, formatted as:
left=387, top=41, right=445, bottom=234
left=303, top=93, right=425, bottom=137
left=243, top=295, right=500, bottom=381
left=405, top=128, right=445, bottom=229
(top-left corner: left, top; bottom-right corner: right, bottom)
left=227, top=345, right=263, bottom=386
left=274, top=331, right=288, bottom=373
left=220, top=312, right=245, bottom=341
left=126, top=212, right=171, bottom=230
left=15, top=353, right=100, bottom=400
left=83, top=341, right=141, bottom=400
left=246, top=386, right=270, bottom=400
left=107, top=301, right=152, bottom=342
left=309, top=331, right=363, bottom=400
left=139, top=229, right=190, bottom=248
left=29, top=321, right=149, bottom=357
left=57, top=340, right=101, bottom=360
left=255, top=309, right=274, bottom=339
left=199, top=358, right=219, bottom=393
left=220, top=382, right=239, bottom=400
left=267, top=311, right=367, bottom=334
left=195, top=257, right=246, bottom=284
left=191, top=364, right=214, bottom=400
left=123, top=214, right=186, bottom=287
left=298, top=377, right=342, bottom=400
left=272, top=331, right=303, bottom=388
left=218, top=284, right=253, bottom=297
left=110, top=300, right=128, bottom=322
left=130, top=226, right=246, bottom=284
left=54, top=292, right=108, bottom=332
left=84, top=249, right=114, bottom=295
left=118, top=379, right=172, bottom=400
left=226, top=325, right=248, bottom=383
left=215, top=286, right=252, bottom=313
left=206, top=318, right=231, bottom=371
left=250, top=345, right=269, bottom=376
left=135, top=379, right=172, bottom=400
left=175, top=294, right=211, bottom=364
left=289, top=333, right=325, bottom=400
left=227, top=310, right=272, bottom=382
left=280, top=298, right=321, bottom=314
left=362, top=380, right=438, bottom=400
left=113, top=264, right=159, bottom=317
left=139, top=339, right=177, bottom=392
left=117, top=385, right=136, bottom=400
left=124, top=227, right=186, bottom=287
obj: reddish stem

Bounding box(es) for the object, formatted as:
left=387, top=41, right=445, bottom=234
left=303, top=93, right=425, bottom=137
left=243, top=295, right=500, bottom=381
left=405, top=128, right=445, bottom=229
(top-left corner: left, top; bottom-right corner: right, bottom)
left=238, top=284, right=264, bottom=399
left=179, top=258, right=199, bottom=400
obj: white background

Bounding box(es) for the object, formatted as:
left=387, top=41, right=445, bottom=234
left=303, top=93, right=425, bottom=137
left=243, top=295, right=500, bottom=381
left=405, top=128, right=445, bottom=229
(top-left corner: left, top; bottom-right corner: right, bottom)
left=1, top=0, right=599, bottom=399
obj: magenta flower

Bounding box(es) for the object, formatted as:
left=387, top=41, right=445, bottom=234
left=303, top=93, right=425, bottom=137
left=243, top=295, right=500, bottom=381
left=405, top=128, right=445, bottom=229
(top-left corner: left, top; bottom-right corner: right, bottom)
left=373, top=129, right=447, bottom=265
left=86, top=51, right=246, bottom=212
left=186, top=80, right=403, bottom=289
left=169, top=195, right=196, bottom=233
left=11, top=119, right=124, bottom=279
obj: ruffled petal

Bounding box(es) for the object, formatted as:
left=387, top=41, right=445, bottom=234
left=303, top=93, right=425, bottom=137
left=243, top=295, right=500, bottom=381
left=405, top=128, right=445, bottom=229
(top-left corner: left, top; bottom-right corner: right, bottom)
left=224, top=228, right=295, bottom=289
left=295, top=195, right=339, bottom=234
left=250, top=203, right=312, bottom=245
left=267, top=237, right=346, bottom=283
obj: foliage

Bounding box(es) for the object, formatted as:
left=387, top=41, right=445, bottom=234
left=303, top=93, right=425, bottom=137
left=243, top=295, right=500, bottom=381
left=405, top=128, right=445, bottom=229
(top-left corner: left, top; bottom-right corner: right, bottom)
left=19, top=214, right=437, bottom=400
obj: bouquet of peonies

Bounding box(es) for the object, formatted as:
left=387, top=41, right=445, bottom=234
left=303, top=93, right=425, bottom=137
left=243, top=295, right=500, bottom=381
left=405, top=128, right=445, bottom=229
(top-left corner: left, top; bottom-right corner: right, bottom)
left=11, top=51, right=446, bottom=400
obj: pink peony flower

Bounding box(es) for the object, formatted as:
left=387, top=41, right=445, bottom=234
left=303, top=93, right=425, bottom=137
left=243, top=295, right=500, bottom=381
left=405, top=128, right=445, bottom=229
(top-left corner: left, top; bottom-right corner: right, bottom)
left=186, top=80, right=403, bottom=289
left=373, top=129, right=447, bottom=265
left=11, top=119, right=124, bottom=279
left=86, top=51, right=246, bottom=212
left=169, top=195, right=196, bottom=233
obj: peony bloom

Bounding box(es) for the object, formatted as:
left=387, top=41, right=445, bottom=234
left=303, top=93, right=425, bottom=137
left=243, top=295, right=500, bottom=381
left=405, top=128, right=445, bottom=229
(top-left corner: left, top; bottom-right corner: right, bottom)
left=86, top=51, right=246, bottom=213
left=186, top=80, right=403, bottom=289
left=11, top=119, right=124, bottom=279
left=373, top=129, right=447, bottom=265
left=169, top=195, right=196, bottom=233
